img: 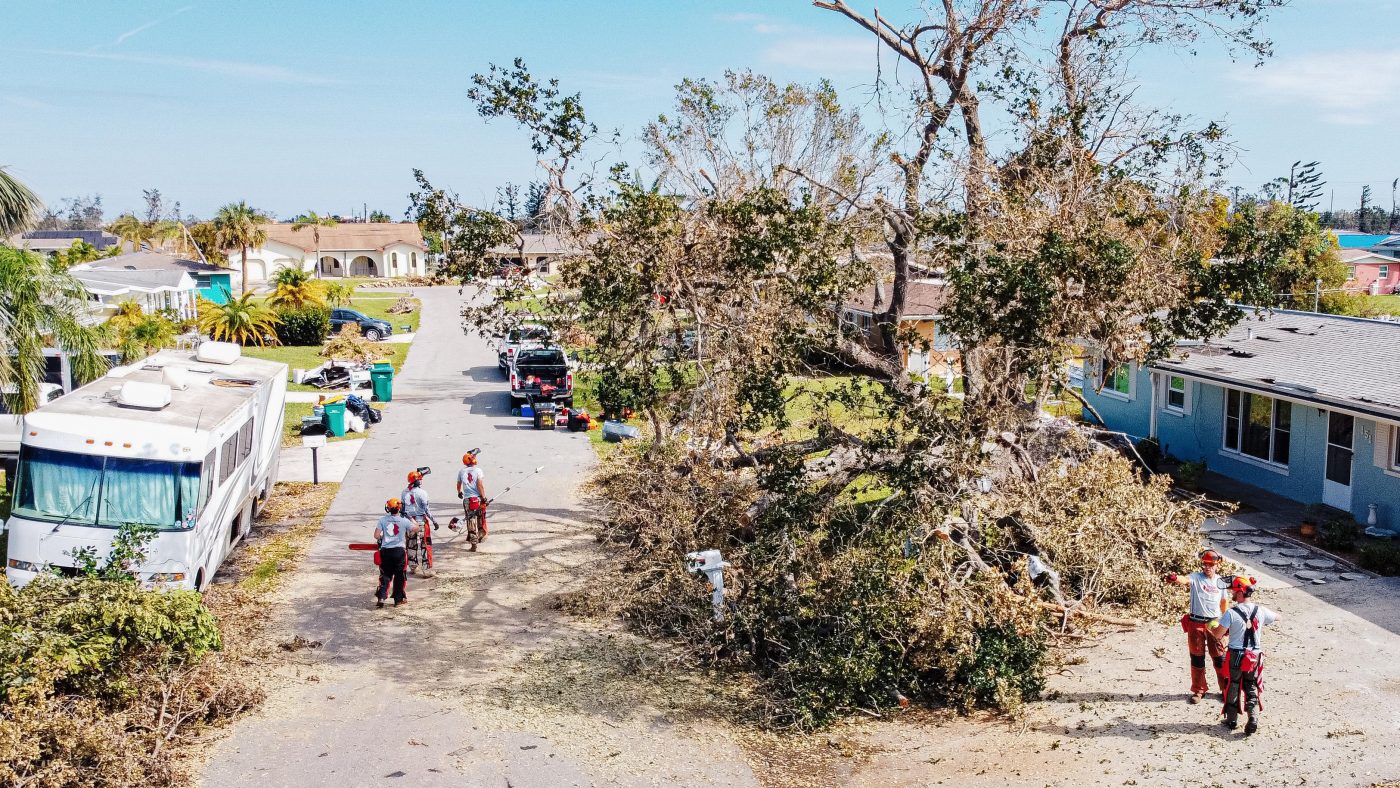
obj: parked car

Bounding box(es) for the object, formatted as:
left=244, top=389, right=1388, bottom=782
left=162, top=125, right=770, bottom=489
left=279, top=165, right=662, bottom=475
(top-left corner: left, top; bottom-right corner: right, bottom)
left=0, top=383, right=65, bottom=457
left=330, top=308, right=393, bottom=341
left=497, top=323, right=553, bottom=369
left=509, top=345, right=573, bottom=406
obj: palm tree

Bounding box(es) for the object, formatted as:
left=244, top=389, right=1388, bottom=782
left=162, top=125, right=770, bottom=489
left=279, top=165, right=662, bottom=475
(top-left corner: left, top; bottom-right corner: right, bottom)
left=267, top=266, right=326, bottom=309
left=290, top=211, right=338, bottom=279
left=106, top=309, right=178, bottom=363
left=197, top=289, right=280, bottom=346
left=214, top=201, right=269, bottom=294
left=0, top=165, right=43, bottom=236
left=0, top=246, right=107, bottom=413
left=325, top=281, right=354, bottom=307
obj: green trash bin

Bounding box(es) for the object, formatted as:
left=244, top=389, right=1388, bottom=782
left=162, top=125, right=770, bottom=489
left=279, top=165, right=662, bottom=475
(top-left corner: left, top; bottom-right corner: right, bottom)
left=370, top=362, right=394, bottom=403
left=323, top=401, right=348, bottom=437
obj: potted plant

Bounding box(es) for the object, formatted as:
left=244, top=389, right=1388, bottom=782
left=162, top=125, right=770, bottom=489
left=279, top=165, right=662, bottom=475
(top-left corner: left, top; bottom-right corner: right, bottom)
left=1300, top=503, right=1328, bottom=538
left=1175, top=459, right=1207, bottom=491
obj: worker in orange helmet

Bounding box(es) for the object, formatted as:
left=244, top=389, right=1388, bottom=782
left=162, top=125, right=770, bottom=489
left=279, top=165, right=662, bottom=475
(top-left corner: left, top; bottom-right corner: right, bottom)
left=401, top=469, right=439, bottom=574
left=453, top=451, right=490, bottom=547
left=1212, top=575, right=1280, bottom=734
left=1164, top=549, right=1233, bottom=703
left=374, top=498, right=417, bottom=608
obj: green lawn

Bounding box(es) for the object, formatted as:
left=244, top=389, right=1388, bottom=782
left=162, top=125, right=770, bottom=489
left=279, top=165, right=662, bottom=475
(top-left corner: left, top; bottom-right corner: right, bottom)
left=251, top=294, right=422, bottom=333
left=1361, top=295, right=1400, bottom=316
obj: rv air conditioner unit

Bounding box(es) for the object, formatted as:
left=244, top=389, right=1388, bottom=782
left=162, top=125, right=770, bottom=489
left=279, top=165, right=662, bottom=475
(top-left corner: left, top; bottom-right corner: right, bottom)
left=196, top=341, right=242, bottom=365
left=117, top=380, right=173, bottom=410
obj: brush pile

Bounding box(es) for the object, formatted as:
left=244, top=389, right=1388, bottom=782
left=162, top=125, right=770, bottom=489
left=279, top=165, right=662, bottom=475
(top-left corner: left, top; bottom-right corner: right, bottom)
left=590, top=416, right=1206, bottom=729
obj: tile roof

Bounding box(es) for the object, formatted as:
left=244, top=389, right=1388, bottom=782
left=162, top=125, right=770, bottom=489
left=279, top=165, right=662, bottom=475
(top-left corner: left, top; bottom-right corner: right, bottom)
left=487, top=233, right=585, bottom=256
left=844, top=280, right=947, bottom=318
left=1153, top=308, right=1400, bottom=423
left=259, top=222, right=425, bottom=252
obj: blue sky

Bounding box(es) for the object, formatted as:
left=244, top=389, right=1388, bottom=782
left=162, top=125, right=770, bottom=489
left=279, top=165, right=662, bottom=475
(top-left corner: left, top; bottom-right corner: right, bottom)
left=2, top=1, right=1397, bottom=220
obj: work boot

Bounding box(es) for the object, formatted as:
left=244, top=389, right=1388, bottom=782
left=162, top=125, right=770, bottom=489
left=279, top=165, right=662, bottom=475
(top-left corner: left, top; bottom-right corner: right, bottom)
left=1189, top=693, right=1203, bottom=705
left=1223, top=716, right=1237, bottom=730
left=376, top=599, right=384, bottom=609
left=1245, top=717, right=1258, bottom=735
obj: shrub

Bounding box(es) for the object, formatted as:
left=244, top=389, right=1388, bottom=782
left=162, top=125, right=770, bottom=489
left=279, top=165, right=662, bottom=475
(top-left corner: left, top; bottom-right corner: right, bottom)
left=1357, top=542, right=1400, bottom=576
left=1317, top=517, right=1359, bottom=552
left=274, top=304, right=331, bottom=346
left=1134, top=438, right=1161, bottom=471
left=1175, top=459, right=1207, bottom=489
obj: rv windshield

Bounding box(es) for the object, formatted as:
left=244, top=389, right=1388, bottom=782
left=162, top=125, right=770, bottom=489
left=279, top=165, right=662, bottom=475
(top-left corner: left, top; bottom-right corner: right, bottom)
left=13, top=446, right=204, bottom=530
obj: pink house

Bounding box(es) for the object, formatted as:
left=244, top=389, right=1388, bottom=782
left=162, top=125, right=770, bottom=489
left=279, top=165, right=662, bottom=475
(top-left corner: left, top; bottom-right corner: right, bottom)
left=1340, top=249, right=1400, bottom=295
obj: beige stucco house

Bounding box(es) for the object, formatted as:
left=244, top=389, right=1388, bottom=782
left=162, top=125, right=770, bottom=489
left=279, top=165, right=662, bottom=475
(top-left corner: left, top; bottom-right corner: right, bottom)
left=229, top=222, right=429, bottom=284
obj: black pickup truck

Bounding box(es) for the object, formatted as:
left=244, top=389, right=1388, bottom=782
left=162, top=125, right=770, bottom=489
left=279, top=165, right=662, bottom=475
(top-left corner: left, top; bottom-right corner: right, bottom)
left=508, top=346, right=574, bottom=407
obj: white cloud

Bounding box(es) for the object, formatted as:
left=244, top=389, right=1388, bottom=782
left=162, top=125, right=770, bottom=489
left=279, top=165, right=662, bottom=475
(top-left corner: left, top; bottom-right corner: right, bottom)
left=1234, top=51, right=1400, bottom=125
left=764, top=35, right=879, bottom=74
left=37, top=49, right=340, bottom=86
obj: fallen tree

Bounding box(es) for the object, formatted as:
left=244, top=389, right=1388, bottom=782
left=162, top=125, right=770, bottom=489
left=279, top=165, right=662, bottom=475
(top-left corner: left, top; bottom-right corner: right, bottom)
left=410, top=0, right=1307, bottom=730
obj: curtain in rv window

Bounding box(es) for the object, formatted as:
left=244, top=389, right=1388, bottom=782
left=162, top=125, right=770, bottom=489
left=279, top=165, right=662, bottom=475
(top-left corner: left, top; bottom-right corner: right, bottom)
left=96, top=458, right=202, bottom=529
left=14, top=447, right=204, bottom=529
left=15, top=446, right=103, bottom=522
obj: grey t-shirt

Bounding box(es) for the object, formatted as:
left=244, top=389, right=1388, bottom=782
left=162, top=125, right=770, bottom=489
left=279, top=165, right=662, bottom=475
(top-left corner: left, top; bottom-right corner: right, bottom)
left=376, top=514, right=414, bottom=549
left=456, top=466, right=485, bottom=499
left=1187, top=571, right=1230, bottom=618
left=1215, top=602, right=1278, bottom=650
left=400, top=486, right=430, bottom=518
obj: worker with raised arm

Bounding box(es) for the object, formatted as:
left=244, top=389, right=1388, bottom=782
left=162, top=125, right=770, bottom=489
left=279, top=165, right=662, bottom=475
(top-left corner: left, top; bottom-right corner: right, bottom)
left=454, top=452, right=489, bottom=542
left=1213, top=576, right=1280, bottom=734
left=1164, top=549, right=1232, bottom=703
left=374, top=498, right=418, bottom=608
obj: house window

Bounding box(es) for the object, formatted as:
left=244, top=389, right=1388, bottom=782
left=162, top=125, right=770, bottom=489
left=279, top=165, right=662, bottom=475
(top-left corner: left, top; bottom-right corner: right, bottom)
left=1347, top=267, right=1356, bottom=280
left=1223, top=389, right=1291, bottom=465
left=411, top=252, right=418, bottom=271
left=1166, top=375, right=1186, bottom=411
left=859, top=314, right=872, bottom=334
left=1381, top=264, right=1390, bottom=279
left=1100, top=359, right=1131, bottom=397
left=391, top=252, right=398, bottom=271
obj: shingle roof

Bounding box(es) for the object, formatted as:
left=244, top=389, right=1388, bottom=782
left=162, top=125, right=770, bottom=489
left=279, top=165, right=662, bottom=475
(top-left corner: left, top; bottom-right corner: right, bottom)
left=1338, top=249, right=1395, bottom=264
left=73, top=250, right=225, bottom=274
left=260, top=222, right=425, bottom=252
left=1153, top=308, right=1400, bottom=423
left=70, top=267, right=194, bottom=294
left=844, top=280, right=947, bottom=318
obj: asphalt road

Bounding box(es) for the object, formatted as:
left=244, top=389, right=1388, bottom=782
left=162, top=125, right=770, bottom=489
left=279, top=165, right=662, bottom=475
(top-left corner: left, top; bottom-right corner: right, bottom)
left=201, top=286, right=756, bottom=787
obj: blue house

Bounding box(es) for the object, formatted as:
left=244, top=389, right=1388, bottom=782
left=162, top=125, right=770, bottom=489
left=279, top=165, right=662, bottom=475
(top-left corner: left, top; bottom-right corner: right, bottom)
left=1082, top=309, right=1400, bottom=531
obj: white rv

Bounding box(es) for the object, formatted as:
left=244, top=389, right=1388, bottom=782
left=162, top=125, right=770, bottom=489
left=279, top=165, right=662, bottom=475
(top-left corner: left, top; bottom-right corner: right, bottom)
left=4, top=342, right=287, bottom=590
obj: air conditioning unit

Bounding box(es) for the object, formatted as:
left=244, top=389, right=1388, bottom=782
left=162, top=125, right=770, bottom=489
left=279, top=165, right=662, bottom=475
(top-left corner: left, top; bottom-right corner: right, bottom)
left=117, top=380, right=173, bottom=410
left=196, top=341, right=242, bottom=365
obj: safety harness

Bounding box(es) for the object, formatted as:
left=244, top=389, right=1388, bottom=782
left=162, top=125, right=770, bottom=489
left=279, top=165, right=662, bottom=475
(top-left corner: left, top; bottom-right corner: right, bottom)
left=1224, top=604, right=1265, bottom=715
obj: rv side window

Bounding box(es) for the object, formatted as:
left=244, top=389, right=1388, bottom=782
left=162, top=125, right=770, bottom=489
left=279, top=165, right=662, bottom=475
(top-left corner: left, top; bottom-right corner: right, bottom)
left=220, top=434, right=237, bottom=483
left=238, top=419, right=254, bottom=462
left=203, top=450, right=216, bottom=507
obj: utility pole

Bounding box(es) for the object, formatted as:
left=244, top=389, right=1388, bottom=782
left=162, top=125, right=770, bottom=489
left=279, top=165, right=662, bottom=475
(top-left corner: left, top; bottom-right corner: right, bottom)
left=1314, top=278, right=1322, bottom=313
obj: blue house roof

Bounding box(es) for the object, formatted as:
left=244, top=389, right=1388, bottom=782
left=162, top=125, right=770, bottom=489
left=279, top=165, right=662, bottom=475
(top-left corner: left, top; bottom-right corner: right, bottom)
left=1335, top=234, right=1393, bottom=248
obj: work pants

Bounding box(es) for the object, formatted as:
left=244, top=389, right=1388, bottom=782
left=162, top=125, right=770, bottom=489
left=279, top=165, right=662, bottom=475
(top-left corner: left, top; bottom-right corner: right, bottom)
left=377, top=546, right=407, bottom=602
left=1224, top=649, right=1261, bottom=723
left=1185, top=618, right=1229, bottom=695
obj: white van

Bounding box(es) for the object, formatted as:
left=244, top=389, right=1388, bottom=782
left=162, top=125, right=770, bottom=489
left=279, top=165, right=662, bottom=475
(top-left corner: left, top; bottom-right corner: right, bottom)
left=4, top=343, right=287, bottom=590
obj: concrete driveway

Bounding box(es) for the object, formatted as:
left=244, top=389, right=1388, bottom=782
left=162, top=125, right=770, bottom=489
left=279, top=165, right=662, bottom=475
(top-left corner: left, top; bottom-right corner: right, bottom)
left=201, top=287, right=756, bottom=787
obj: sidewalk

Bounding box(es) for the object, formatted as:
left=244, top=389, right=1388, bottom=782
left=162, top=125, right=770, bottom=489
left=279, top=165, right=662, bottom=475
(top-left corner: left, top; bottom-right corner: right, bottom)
left=278, top=439, right=366, bottom=483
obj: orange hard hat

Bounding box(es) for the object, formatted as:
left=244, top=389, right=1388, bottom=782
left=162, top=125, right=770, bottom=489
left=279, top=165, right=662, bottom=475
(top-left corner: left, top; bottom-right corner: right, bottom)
left=1230, top=575, right=1256, bottom=594
left=1199, top=549, right=1223, bottom=564
left=462, top=453, right=478, bottom=466
left=407, top=470, right=423, bottom=484
left=385, top=498, right=401, bottom=513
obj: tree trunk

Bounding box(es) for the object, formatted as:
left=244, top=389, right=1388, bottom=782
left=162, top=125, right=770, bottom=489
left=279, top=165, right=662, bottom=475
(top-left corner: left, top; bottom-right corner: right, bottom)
left=240, top=244, right=249, bottom=294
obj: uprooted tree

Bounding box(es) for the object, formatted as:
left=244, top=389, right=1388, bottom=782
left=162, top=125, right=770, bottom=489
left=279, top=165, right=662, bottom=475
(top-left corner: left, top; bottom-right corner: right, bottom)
left=411, top=0, right=1312, bottom=728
